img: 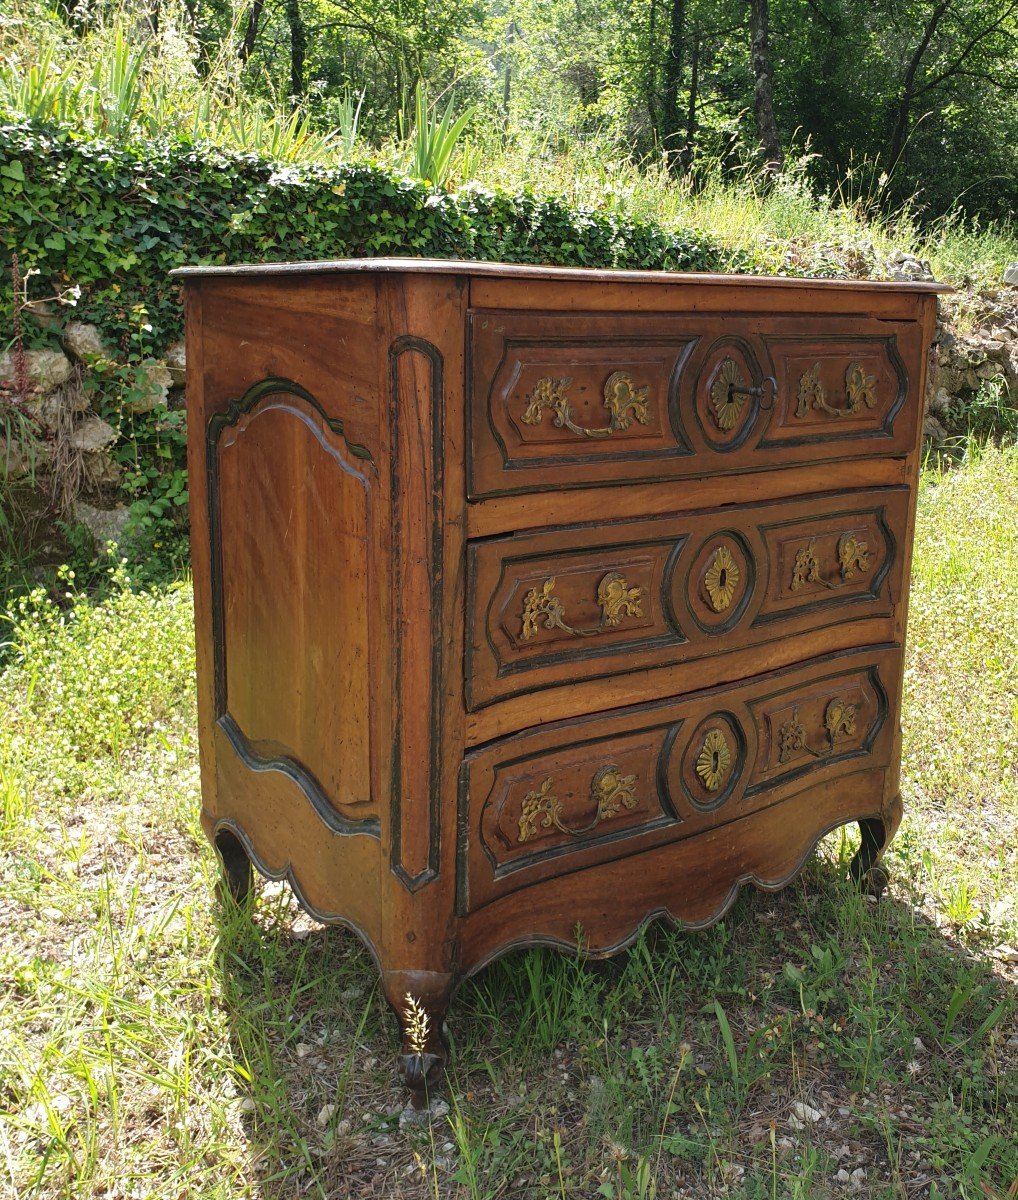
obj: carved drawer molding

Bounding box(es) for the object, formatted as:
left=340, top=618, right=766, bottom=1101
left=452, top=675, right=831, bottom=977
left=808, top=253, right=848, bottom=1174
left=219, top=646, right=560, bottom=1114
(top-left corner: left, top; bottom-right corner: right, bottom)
left=466, top=487, right=907, bottom=708
left=460, top=646, right=894, bottom=913
left=469, top=312, right=924, bottom=498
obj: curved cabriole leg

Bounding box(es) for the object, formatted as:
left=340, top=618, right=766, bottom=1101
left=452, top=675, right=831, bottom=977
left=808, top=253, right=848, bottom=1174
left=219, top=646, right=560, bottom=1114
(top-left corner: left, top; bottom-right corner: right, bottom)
left=850, top=794, right=903, bottom=898
left=214, top=827, right=254, bottom=904
left=382, top=969, right=453, bottom=1111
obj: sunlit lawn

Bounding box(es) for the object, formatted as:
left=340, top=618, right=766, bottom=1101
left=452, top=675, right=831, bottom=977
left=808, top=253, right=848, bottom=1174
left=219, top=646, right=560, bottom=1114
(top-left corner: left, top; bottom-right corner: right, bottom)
left=0, top=446, right=1015, bottom=1199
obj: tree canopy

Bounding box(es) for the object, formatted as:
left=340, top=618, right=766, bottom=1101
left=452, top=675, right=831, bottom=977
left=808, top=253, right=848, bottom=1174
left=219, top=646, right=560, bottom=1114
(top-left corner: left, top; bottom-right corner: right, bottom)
left=6, top=0, right=1018, bottom=220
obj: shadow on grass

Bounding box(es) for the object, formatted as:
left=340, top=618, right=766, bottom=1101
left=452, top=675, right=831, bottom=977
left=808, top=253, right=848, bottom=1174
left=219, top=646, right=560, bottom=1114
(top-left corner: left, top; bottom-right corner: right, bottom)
left=210, top=839, right=1017, bottom=1200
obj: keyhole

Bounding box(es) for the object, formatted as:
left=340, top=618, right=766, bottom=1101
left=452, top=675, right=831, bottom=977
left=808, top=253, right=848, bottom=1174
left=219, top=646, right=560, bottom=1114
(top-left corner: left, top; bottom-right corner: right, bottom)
left=712, top=751, right=721, bottom=773
left=718, top=568, right=728, bottom=589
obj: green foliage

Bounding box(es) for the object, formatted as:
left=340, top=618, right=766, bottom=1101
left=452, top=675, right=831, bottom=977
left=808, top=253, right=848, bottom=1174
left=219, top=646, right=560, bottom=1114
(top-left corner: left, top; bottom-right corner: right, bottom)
left=492, top=0, right=1018, bottom=222
left=0, top=118, right=722, bottom=353
left=405, top=82, right=474, bottom=188
left=2, top=562, right=195, bottom=783
left=777, top=0, right=1018, bottom=221
left=0, top=40, right=87, bottom=127
left=0, top=117, right=718, bottom=565
left=950, top=376, right=1018, bottom=443
left=0, top=3, right=352, bottom=163
left=78, top=310, right=192, bottom=551
left=209, top=103, right=344, bottom=162
left=330, top=87, right=366, bottom=158
left=4, top=0, right=1018, bottom=224
left=85, top=25, right=146, bottom=140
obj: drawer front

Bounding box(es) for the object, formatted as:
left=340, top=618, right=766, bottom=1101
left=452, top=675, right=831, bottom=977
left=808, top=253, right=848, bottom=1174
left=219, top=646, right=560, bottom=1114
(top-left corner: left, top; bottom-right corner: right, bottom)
left=468, top=310, right=922, bottom=497
left=467, top=486, right=907, bottom=709
left=458, top=646, right=899, bottom=914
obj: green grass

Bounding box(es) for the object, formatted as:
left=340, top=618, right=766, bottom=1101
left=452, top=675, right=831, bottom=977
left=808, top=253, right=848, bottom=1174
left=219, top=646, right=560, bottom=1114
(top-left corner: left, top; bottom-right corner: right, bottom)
left=3, top=0, right=1017, bottom=291
left=463, top=132, right=1018, bottom=292
left=0, top=449, right=1016, bottom=1199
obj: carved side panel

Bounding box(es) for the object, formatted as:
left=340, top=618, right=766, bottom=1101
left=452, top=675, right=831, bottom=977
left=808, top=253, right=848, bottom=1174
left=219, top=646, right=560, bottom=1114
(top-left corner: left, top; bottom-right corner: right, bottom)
left=210, top=379, right=379, bottom=834
left=389, top=338, right=444, bottom=891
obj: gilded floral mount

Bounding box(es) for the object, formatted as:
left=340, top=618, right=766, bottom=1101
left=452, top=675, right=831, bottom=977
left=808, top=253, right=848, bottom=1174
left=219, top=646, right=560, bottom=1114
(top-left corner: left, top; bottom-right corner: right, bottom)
left=795, top=362, right=878, bottom=419
left=695, top=727, right=732, bottom=792
left=709, top=358, right=749, bottom=431
left=778, top=697, right=858, bottom=763
left=520, top=572, right=644, bottom=641
left=521, top=372, right=651, bottom=439
left=517, top=765, right=640, bottom=844
left=703, top=545, right=740, bottom=612
left=790, top=532, right=870, bottom=591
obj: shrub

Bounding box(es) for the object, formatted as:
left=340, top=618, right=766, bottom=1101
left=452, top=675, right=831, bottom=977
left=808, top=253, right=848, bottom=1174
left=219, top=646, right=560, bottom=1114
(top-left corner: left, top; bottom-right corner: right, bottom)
left=0, top=120, right=725, bottom=354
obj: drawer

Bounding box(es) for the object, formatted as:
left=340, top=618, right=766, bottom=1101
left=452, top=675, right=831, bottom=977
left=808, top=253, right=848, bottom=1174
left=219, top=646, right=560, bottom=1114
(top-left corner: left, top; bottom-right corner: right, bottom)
left=466, top=486, right=908, bottom=709
left=457, top=646, right=898, bottom=914
left=467, top=310, right=923, bottom=498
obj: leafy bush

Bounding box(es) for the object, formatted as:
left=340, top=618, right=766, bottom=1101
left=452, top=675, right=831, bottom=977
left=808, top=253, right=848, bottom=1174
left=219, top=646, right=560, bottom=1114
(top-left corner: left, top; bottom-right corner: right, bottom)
left=404, top=83, right=474, bottom=189
left=0, top=7, right=348, bottom=164
left=0, top=119, right=724, bottom=354
left=0, top=118, right=723, bottom=570
left=1, top=563, right=195, bottom=788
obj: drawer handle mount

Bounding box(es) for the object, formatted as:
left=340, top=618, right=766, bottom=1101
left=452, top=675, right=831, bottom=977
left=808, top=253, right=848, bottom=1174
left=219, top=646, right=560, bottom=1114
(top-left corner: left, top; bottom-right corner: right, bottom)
left=518, top=765, right=639, bottom=844
left=795, top=361, right=878, bottom=419
left=790, top=533, right=870, bottom=591
left=778, top=698, right=858, bottom=763
left=704, top=545, right=741, bottom=612
left=521, top=372, right=650, bottom=438
left=520, top=572, right=644, bottom=641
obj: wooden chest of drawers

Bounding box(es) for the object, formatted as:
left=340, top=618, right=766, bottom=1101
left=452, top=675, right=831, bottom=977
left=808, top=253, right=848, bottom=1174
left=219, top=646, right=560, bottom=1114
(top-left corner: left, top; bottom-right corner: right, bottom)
left=177, top=259, right=944, bottom=1105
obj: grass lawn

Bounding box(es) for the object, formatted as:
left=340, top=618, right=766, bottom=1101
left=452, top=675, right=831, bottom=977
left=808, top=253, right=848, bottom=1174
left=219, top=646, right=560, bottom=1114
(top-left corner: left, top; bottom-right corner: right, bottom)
left=0, top=446, right=1015, bottom=1200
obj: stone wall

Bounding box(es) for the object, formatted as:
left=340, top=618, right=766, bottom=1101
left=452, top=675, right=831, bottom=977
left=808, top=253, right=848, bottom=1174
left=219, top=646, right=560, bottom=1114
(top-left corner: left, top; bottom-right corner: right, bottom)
left=0, top=321, right=185, bottom=548
left=924, top=292, right=1018, bottom=445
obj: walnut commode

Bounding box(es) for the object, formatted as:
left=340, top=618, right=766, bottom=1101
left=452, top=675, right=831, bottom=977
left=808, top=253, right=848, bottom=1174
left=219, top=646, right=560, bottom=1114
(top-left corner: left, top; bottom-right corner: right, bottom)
left=176, top=259, right=945, bottom=1105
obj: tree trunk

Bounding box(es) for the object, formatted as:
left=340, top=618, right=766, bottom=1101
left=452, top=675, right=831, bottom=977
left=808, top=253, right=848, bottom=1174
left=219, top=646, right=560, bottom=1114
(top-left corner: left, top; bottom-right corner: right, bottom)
left=239, top=0, right=265, bottom=63
left=646, top=0, right=660, bottom=143
left=749, top=0, right=783, bottom=171
left=503, top=20, right=515, bottom=116
left=885, top=0, right=951, bottom=172
left=684, top=25, right=699, bottom=170
left=661, top=0, right=687, bottom=157
left=287, top=0, right=306, bottom=100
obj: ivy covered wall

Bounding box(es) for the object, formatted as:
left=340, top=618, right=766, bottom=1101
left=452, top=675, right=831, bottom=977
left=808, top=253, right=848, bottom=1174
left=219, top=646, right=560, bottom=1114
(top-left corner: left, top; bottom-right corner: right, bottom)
left=0, top=119, right=727, bottom=566
left=1, top=120, right=725, bottom=354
